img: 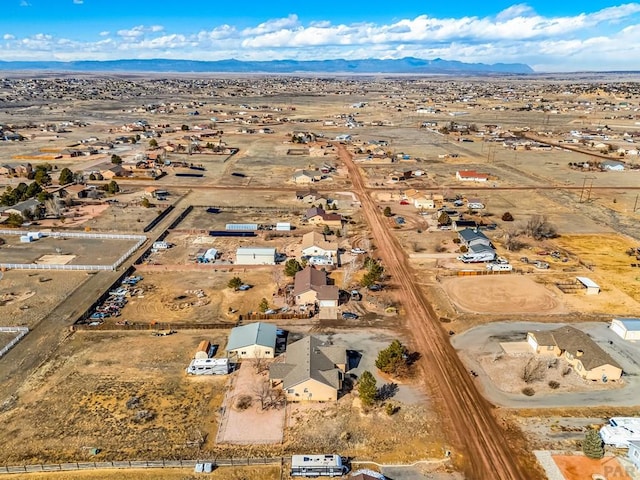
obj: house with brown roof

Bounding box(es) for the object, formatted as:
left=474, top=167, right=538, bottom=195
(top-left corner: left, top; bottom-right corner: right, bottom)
left=456, top=170, right=489, bottom=182
left=269, top=335, right=346, bottom=402
left=527, top=326, right=622, bottom=381
left=304, top=207, right=343, bottom=229
left=293, top=266, right=339, bottom=307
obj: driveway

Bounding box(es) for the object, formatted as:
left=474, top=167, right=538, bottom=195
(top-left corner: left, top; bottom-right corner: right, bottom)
left=451, top=321, right=640, bottom=408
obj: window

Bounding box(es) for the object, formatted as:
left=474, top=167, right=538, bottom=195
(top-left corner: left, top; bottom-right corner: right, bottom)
left=303, top=388, right=309, bottom=393
left=241, top=351, right=246, bottom=355
left=287, top=389, right=294, bottom=394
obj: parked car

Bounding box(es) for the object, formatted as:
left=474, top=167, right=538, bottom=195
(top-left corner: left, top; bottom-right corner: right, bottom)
left=367, top=284, right=382, bottom=291
left=342, top=312, right=359, bottom=320
left=399, top=200, right=410, bottom=205
left=351, top=248, right=366, bottom=254
left=238, top=284, right=252, bottom=291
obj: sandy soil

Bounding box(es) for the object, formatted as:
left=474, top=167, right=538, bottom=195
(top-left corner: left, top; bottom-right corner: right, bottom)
left=478, top=352, right=623, bottom=395
left=441, top=275, right=566, bottom=314
left=1, top=466, right=281, bottom=480
left=552, top=454, right=632, bottom=480
left=216, top=362, right=285, bottom=445
left=0, top=270, right=89, bottom=328
left=0, top=331, right=228, bottom=464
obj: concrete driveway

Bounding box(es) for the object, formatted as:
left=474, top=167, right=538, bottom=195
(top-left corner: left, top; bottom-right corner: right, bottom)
left=451, top=321, right=640, bottom=408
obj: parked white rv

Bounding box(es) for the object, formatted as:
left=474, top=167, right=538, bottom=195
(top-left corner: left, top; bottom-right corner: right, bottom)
left=186, top=358, right=229, bottom=376
left=457, top=251, right=496, bottom=263
left=290, top=454, right=348, bottom=477
left=152, top=241, right=171, bottom=250
left=600, top=417, right=640, bottom=448
left=486, top=263, right=513, bottom=272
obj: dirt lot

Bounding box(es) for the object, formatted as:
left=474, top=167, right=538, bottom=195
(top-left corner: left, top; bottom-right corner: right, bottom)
left=0, top=331, right=229, bottom=464
left=552, top=454, right=632, bottom=480
left=1, top=466, right=281, bottom=480
left=0, top=270, right=89, bottom=328
left=0, top=233, right=138, bottom=266
left=109, top=270, right=275, bottom=326
left=441, top=275, right=566, bottom=315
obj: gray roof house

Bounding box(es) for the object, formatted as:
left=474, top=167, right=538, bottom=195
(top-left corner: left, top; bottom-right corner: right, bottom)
left=269, top=335, right=346, bottom=402
left=226, top=322, right=277, bottom=359
left=458, top=228, right=492, bottom=248
left=0, top=198, right=42, bottom=217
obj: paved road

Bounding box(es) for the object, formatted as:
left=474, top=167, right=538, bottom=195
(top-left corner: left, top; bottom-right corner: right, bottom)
left=0, top=201, right=188, bottom=398
left=452, top=321, right=640, bottom=408
left=335, top=143, right=531, bottom=480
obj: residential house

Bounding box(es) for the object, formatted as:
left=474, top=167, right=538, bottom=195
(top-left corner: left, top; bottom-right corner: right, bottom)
left=14, top=164, right=32, bottom=177
left=526, top=326, right=622, bottom=381
left=293, top=266, right=339, bottom=307
left=0, top=198, right=42, bottom=218
left=295, top=189, right=321, bottom=203
left=414, top=196, right=435, bottom=210
left=0, top=164, right=15, bottom=176
left=458, top=228, right=492, bottom=249
left=304, top=207, right=343, bottom=229
left=292, top=169, right=322, bottom=184
left=225, top=322, right=277, bottom=359
left=100, top=165, right=128, bottom=179
left=456, top=170, right=489, bottom=182
left=301, top=231, right=338, bottom=266
left=269, top=335, right=346, bottom=402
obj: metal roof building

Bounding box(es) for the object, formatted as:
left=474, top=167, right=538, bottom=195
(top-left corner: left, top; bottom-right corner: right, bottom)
left=226, top=322, right=277, bottom=359
left=576, top=276, right=600, bottom=295
left=226, top=223, right=259, bottom=231
left=235, top=247, right=276, bottom=265
left=611, top=318, right=640, bottom=341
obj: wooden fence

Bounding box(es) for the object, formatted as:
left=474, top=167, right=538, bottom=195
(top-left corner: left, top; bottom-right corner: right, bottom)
left=71, top=321, right=237, bottom=332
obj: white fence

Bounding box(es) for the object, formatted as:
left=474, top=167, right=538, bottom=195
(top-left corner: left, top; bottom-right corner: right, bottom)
left=0, top=326, right=29, bottom=359
left=0, top=230, right=147, bottom=272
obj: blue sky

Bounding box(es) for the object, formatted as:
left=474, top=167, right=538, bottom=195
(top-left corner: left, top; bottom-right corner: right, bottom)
left=1, top=0, right=640, bottom=71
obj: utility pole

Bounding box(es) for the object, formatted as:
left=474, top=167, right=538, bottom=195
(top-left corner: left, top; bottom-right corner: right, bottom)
left=634, top=194, right=639, bottom=213
left=579, top=176, right=587, bottom=203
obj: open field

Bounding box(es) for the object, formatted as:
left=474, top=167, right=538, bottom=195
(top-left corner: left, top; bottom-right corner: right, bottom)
left=0, top=270, right=89, bottom=328
left=441, top=275, right=566, bottom=315
left=0, top=233, right=138, bottom=266
left=0, top=331, right=228, bottom=464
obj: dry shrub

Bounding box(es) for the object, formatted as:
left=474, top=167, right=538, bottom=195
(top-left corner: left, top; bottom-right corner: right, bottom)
left=235, top=394, right=253, bottom=410
left=522, top=387, right=535, bottom=396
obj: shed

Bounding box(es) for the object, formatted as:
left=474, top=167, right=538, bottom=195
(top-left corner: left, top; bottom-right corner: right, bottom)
left=275, top=222, right=291, bottom=231
left=576, top=276, right=600, bottom=295
left=611, top=318, right=640, bottom=341
left=235, top=247, right=276, bottom=265
left=226, top=223, right=258, bottom=231
left=226, top=322, right=277, bottom=359
left=203, top=248, right=218, bottom=262
left=195, top=340, right=211, bottom=360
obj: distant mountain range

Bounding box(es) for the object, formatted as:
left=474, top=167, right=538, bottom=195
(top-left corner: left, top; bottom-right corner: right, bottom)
left=0, top=57, right=534, bottom=74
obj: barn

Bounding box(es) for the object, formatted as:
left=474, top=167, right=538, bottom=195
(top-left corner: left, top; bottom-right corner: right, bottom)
left=611, top=318, right=640, bottom=341
left=235, top=247, right=276, bottom=265
left=226, top=322, right=277, bottom=359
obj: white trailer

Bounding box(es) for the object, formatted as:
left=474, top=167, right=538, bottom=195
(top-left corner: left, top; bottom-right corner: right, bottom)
left=458, top=251, right=496, bottom=263
left=186, top=358, right=229, bottom=376
left=486, top=263, right=513, bottom=272
left=600, top=417, right=640, bottom=448
left=290, top=454, right=348, bottom=477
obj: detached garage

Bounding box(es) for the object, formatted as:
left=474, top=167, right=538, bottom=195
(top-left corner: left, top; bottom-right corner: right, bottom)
left=235, top=247, right=276, bottom=265
left=611, top=318, right=640, bottom=341
left=576, top=276, right=600, bottom=295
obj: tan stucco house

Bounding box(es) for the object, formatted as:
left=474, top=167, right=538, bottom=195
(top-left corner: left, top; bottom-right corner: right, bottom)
left=269, top=335, right=346, bottom=402
left=527, top=326, right=622, bottom=381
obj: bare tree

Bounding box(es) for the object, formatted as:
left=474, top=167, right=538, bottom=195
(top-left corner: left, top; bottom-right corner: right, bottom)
left=253, top=379, right=285, bottom=410
left=341, top=256, right=359, bottom=289
left=525, top=215, right=557, bottom=240
left=252, top=349, right=269, bottom=374
left=521, top=358, right=546, bottom=383
left=504, top=228, right=527, bottom=252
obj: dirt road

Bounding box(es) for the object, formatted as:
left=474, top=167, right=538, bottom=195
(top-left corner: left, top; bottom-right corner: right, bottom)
left=335, top=143, right=532, bottom=480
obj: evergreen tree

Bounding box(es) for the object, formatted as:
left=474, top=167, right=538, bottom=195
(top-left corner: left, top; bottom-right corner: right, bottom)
left=375, top=340, right=410, bottom=377
left=58, top=167, right=74, bottom=185
left=582, top=429, right=604, bottom=459
left=227, top=276, right=243, bottom=291
left=358, top=370, right=377, bottom=407
left=284, top=258, right=303, bottom=277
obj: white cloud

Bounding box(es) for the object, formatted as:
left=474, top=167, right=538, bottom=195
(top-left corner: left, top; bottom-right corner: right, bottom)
left=19, top=0, right=30, bottom=6
left=3, top=34, right=15, bottom=40
left=2, top=5, right=640, bottom=70
left=73, top=0, right=83, bottom=4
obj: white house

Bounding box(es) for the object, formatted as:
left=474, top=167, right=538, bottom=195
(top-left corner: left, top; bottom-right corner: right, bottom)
left=611, top=318, right=640, bottom=341
left=301, top=231, right=338, bottom=266
left=414, top=196, right=435, bottom=210
left=235, top=247, right=276, bottom=265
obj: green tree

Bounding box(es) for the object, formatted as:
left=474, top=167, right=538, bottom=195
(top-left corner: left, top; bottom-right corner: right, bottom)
left=149, top=139, right=158, bottom=148
left=106, top=180, right=119, bottom=194
left=360, top=257, right=384, bottom=287
left=582, top=429, right=604, bottom=459
left=181, top=124, right=190, bottom=131
left=358, top=370, right=377, bottom=407
left=383, top=206, right=392, bottom=217
left=58, top=167, right=74, bottom=185
left=284, top=258, right=303, bottom=277
left=258, top=298, right=270, bottom=313
left=437, top=212, right=451, bottom=225
left=227, top=276, right=243, bottom=291
left=141, top=197, right=151, bottom=208
left=6, top=213, right=24, bottom=227
left=322, top=224, right=332, bottom=236
left=375, top=340, right=410, bottom=377
left=33, top=167, right=51, bottom=186
left=111, top=154, right=122, bottom=165
left=89, top=173, right=97, bottom=181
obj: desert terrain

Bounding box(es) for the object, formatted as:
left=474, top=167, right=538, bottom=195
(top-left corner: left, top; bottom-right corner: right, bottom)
left=1, top=74, right=640, bottom=480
